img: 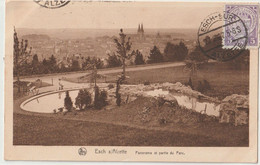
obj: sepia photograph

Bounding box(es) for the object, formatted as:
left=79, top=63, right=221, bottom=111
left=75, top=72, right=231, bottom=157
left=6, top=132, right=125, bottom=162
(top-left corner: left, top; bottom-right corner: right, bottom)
left=4, top=0, right=258, bottom=162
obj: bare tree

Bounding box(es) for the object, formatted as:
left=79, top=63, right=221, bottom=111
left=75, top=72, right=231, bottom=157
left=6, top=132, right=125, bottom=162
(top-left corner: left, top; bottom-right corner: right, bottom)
left=183, top=59, right=198, bottom=87
left=183, top=45, right=207, bottom=88
left=13, top=27, right=32, bottom=93
left=114, top=29, right=132, bottom=80
left=80, top=60, right=105, bottom=88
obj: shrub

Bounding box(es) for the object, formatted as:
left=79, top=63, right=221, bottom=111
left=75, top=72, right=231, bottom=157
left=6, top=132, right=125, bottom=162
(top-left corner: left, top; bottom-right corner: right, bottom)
left=203, top=79, right=211, bottom=90
left=159, top=118, right=167, bottom=125
left=144, top=81, right=150, bottom=86
left=75, top=89, right=92, bottom=110
left=197, top=80, right=211, bottom=93
left=64, top=91, right=73, bottom=111
left=99, top=90, right=108, bottom=108
left=106, top=53, right=122, bottom=68
left=94, top=86, right=108, bottom=109
left=157, top=97, right=166, bottom=107
left=108, top=84, right=114, bottom=89
left=197, top=81, right=204, bottom=93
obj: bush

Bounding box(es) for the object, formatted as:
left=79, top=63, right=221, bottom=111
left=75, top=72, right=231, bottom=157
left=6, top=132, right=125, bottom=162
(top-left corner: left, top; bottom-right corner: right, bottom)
left=197, top=80, right=211, bottom=93
left=64, top=91, right=73, bottom=111
left=99, top=90, right=108, bottom=108
left=106, top=53, right=122, bottom=68
left=197, top=81, right=204, bottom=93
left=159, top=118, right=167, bottom=125
left=94, top=86, right=108, bottom=109
left=75, top=89, right=92, bottom=110
left=108, top=84, right=114, bottom=89
left=144, top=81, right=150, bottom=86
left=203, top=80, right=211, bottom=90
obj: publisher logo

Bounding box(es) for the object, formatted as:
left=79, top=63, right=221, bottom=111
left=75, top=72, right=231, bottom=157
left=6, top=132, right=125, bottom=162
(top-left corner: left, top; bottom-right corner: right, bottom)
left=78, top=147, right=87, bottom=156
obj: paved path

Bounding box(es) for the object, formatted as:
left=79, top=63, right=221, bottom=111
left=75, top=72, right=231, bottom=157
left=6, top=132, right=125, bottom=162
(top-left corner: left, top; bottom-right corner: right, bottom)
left=21, top=62, right=185, bottom=93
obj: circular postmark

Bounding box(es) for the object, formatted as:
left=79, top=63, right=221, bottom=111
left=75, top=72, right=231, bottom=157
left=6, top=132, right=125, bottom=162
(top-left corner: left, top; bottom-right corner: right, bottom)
left=34, top=0, right=71, bottom=9
left=198, top=12, right=248, bottom=61
left=78, top=147, right=87, bottom=156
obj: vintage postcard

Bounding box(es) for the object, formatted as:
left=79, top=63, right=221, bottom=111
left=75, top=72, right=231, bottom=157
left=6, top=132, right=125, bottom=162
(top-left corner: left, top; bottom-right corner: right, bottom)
left=4, top=0, right=259, bottom=162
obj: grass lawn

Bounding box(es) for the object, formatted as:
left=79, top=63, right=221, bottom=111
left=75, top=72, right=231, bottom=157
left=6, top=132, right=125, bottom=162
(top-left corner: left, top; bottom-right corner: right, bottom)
left=13, top=113, right=248, bottom=146
left=65, top=62, right=249, bottom=100
left=122, top=63, right=249, bottom=99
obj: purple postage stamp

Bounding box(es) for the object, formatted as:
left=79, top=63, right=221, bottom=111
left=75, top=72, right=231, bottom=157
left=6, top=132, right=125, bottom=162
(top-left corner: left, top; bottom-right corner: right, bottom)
left=225, top=5, right=259, bottom=47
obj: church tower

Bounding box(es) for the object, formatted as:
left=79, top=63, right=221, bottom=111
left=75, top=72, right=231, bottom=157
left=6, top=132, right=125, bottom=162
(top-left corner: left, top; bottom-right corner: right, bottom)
left=137, top=23, right=145, bottom=40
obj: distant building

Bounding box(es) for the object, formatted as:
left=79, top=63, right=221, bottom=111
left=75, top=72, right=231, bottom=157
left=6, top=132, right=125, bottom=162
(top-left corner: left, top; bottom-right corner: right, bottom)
left=137, top=23, right=145, bottom=40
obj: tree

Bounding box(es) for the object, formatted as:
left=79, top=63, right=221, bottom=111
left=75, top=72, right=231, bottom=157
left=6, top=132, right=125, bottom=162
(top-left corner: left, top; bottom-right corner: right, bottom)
left=94, top=87, right=108, bottom=109
left=49, top=54, right=56, bottom=66
left=99, top=90, right=108, bottom=108
left=106, top=53, right=122, bottom=68
left=81, top=57, right=105, bottom=87
left=203, top=35, right=211, bottom=46
left=177, top=41, right=188, bottom=61
left=71, top=60, right=80, bottom=71
left=115, top=75, right=125, bottom=106
left=80, top=57, right=106, bottom=106
left=186, top=45, right=208, bottom=62
left=133, top=50, right=145, bottom=65
left=114, top=29, right=132, bottom=80
left=48, top=54, right=57, bottom=73
left=31, top=54, right=39, bottom=74
left=147, top=46, right=163, bottom=63
left=94, top=86, right=100, bottom=109
left=64, top=91, right=73, bottom=111
left=184, top=45, right=208, bottom=89
left=91, top=57, right=104, bottom=69
left=13, top=28, right=32, bottom=93
left=164, top=42, right=188, bottom=62
left=82, top=56, right=92, bottom=69
left=75, top=89, right=92, bottom=110
left=164, top=42, right=176, bottom=61
left=41, top=58, right=49, bottom=74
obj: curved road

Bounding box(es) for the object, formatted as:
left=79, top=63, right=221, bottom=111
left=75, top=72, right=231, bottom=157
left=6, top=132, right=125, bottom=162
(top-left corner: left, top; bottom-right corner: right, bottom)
left=22, top=62, right=185, bottom=92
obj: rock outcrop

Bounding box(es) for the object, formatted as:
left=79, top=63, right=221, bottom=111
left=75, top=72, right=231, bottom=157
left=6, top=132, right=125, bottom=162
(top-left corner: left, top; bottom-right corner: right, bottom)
left=219, top=94, right=249, bottom=126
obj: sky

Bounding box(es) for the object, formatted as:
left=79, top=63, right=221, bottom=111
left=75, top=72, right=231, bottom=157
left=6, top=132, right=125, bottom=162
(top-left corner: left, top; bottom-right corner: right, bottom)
left=6, top=1, right=224, bottom=29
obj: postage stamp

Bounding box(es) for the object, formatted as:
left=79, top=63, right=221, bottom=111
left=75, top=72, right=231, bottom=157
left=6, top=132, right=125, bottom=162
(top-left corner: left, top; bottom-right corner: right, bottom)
left=34, top=0, right=71, bottom=9
left=198, top=11, right=247, bottom=61
left=225, top=5, right=259, bottom=47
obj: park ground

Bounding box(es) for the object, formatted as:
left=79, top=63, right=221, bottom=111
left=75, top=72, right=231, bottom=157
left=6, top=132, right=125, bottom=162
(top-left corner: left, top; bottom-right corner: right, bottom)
left=13, top=62, right=249, bottom=146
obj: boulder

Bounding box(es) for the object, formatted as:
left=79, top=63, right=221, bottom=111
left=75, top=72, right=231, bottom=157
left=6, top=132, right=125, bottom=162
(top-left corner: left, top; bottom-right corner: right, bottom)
left=164, top=94, right=179, bottom=107
left=222, top=94, right=249, bottom=109
left=235, top=110, right=248, bottom=126
left=219, top=94, right=249, bottom=126
left=219, top=103, right=237, bottom=125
